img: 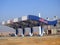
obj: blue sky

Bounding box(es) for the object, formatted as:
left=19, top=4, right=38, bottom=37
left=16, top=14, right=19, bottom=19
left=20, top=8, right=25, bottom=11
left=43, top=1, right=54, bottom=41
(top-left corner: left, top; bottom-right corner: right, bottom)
left=0, top=0, right=60, bottom=21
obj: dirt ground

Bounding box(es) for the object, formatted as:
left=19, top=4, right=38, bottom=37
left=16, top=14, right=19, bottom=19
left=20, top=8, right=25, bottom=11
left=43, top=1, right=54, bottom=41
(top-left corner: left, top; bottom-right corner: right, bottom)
left=0, top=35, right=60, bottom=45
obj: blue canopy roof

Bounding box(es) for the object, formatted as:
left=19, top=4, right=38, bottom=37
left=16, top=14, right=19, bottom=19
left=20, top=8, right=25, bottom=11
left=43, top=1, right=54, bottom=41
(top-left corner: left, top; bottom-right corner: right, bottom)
left=28, top=15, right=57, bottom=25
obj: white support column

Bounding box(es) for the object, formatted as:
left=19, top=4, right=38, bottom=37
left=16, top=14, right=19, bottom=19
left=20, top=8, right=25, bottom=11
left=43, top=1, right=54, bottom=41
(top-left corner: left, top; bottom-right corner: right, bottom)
left=29, top=28, right=33, bottom=36
left=39, top=26, right=41, bottom=36
left=21, top=28, right=25, bottom=37
left=30, top=27, right=33, bottom=36
left=29, top=32, right=32, bottom=36
left=39, top=26, right=44, bottom=36
left=14, top=28, right=19, bottom=37
left=41, top=27, right=44, bottom=36
left=27, top=27, right=33, bottom=36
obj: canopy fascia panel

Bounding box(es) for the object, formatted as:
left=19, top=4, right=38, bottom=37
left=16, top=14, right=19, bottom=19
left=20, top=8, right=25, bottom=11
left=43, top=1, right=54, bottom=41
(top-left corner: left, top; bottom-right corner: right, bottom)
left=2, top=15, right=57, bottom=26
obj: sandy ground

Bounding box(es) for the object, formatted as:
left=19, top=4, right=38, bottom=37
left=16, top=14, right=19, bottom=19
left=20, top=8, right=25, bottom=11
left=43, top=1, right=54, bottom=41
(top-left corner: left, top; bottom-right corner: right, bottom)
left=0, top=35, right=60, bottom=45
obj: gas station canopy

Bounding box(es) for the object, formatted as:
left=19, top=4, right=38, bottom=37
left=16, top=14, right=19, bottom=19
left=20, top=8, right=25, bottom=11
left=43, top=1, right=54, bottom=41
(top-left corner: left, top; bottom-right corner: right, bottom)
left=1, top=15, right=57, bottom=36
left=2, top=15, right=57, bottom=28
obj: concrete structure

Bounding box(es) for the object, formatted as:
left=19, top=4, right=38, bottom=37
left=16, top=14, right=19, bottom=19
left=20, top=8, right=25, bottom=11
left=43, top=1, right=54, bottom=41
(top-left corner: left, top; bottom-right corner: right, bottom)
left=1, top=15, right=57, bottom=36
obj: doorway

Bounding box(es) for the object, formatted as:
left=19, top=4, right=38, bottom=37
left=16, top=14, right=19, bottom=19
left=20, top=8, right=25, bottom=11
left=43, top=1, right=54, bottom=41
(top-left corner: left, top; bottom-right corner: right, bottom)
left=48, top=30, right=51, bottom=34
